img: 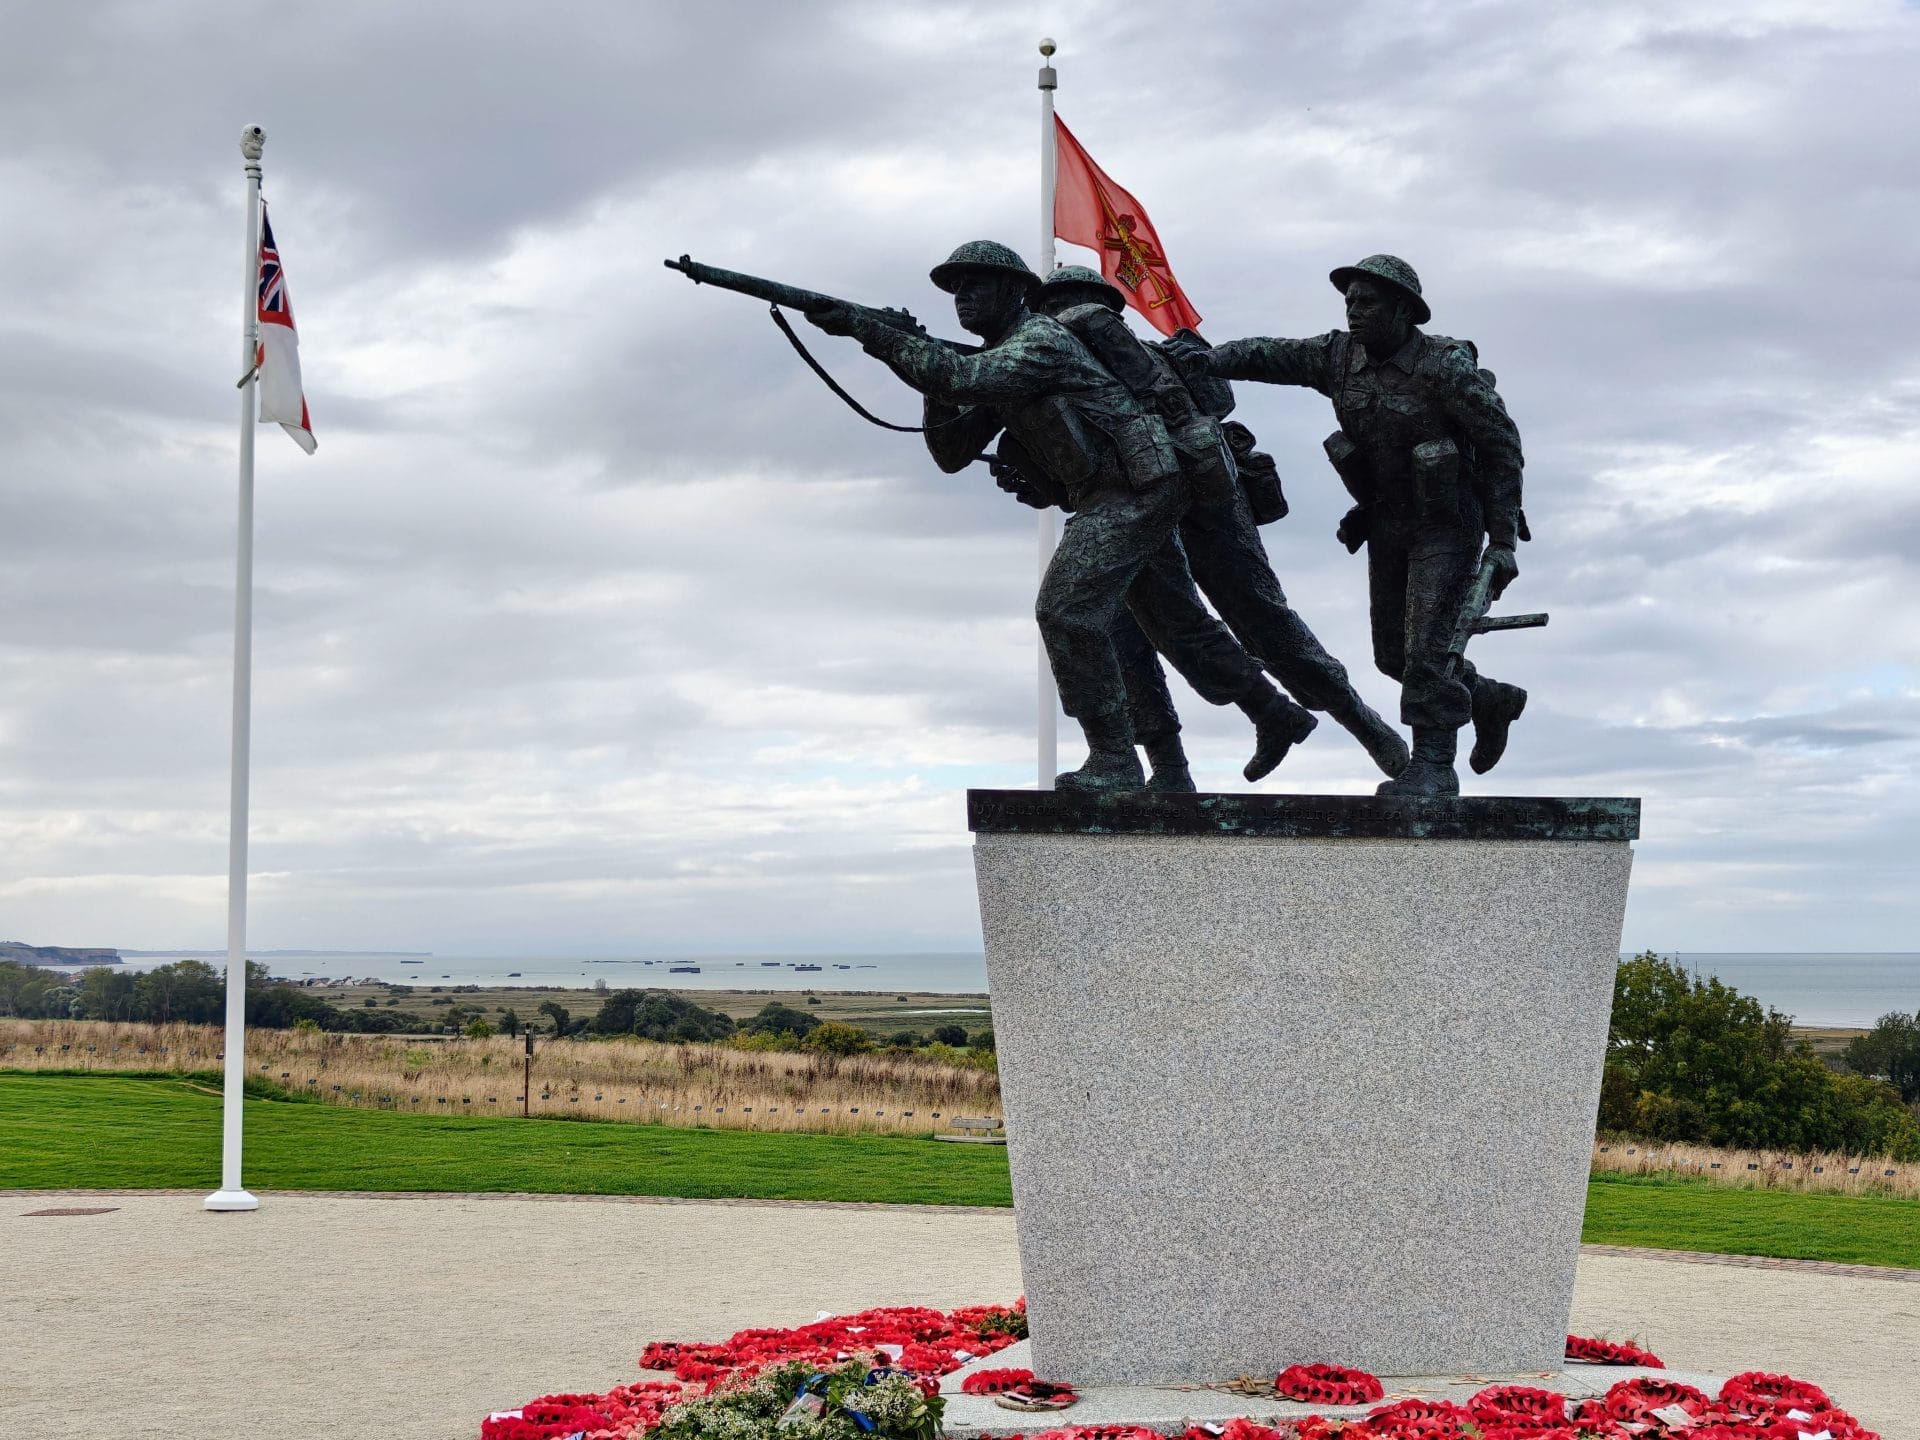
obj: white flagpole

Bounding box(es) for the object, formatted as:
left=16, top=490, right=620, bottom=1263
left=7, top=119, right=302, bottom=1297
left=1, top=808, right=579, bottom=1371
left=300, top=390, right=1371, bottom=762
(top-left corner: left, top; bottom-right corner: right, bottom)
left=206, top=124, right=265, bottom=1213
left=1036, top=38, right=1060, bottom=790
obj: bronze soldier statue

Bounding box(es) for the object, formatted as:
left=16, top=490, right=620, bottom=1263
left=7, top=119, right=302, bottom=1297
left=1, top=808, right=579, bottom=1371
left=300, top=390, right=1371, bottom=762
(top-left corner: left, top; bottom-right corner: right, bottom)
left=808, top=240, right=1316, bottom=792
left=1030, top=266, right=1410, bottom=783
left=1182, top=255, right=1529, bottom=797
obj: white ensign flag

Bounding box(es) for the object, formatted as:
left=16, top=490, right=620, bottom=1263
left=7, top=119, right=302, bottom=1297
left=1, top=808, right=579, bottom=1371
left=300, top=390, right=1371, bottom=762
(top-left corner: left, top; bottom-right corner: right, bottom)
left=255, top=204, right=315, bottom=454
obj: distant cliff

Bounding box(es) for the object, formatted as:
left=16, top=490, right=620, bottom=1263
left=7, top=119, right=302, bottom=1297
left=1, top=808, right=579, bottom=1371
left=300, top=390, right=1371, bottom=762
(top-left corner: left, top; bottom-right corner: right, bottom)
left=0, top=942, right=122, bottom=966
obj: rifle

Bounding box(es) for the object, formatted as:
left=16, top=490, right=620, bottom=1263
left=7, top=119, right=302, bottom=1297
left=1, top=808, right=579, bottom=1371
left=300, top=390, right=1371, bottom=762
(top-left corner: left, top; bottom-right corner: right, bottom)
left=664, top=255, right=929, bottom=337
left=666, top=255, right=983, bottom=439
left=1446, top=551, right=1548, bottom=679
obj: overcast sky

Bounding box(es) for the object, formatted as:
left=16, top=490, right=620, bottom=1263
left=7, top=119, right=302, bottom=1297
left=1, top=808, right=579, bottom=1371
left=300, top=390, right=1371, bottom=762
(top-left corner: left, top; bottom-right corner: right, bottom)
left=2, top=0, right=1917, bottom=956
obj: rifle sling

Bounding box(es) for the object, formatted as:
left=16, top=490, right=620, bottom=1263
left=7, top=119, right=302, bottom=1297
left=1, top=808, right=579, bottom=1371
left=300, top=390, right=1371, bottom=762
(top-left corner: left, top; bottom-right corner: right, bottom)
left=767, top=306, right=980, bottom=452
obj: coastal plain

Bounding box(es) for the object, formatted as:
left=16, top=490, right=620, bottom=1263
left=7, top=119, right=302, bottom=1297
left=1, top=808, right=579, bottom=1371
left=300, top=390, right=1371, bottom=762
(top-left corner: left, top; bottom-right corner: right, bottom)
left=305, top=978, right=994, bottom=1033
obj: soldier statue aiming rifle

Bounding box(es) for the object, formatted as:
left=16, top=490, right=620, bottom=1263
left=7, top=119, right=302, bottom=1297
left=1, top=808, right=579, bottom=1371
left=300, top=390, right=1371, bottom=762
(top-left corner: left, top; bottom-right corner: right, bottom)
left=1181, top=255, right=1531, bottom=798
left=669, top=247, right=1324, bottom=792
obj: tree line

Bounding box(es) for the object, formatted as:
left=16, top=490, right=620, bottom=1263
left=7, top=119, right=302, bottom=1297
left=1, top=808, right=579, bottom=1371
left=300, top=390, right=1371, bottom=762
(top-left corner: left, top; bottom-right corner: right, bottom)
left=0, top=959, right=438, bottom=1033
left=547, top=989, right=994, bottom=1060
left=0, top=962, right=993, bottom=1057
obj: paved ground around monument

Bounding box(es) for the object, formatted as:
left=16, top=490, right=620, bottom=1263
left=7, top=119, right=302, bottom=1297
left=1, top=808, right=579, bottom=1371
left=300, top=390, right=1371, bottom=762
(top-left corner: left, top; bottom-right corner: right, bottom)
left=3, top=1191, right=1915, bottom=1440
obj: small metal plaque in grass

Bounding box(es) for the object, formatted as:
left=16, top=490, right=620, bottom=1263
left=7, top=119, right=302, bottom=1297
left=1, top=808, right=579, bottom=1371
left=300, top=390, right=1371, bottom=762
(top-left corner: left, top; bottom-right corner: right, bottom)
left=22, top=1207, right=119, bottom=1218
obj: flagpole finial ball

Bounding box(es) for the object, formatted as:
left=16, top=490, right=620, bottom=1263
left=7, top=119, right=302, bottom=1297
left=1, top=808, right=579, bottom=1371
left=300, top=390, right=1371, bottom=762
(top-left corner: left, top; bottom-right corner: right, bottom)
left=240, top=125, right=265, bottom=161
left=1038, top=38, right=1056, bottom=56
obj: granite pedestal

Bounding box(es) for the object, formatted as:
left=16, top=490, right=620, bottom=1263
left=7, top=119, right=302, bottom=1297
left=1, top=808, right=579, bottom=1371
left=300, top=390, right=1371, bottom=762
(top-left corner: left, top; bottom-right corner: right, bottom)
left=969, top=790, right=1639, bottom=1386
left=938, top=1342, right=1722, bottom=1438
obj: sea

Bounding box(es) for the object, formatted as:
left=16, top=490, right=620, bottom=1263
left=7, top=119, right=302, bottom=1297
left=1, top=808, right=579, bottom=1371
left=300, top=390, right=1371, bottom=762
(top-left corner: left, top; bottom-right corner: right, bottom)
left=88, top=949, right=1920, bottom=1028
left=107, top=951, right=989, bottom=998
left=1647, top=953, right=1920, bottom=1029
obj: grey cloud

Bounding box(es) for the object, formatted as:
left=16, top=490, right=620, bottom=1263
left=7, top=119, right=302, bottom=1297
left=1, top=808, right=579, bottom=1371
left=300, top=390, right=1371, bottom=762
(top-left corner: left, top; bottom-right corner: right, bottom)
left=4, top=0, right=1920, bottom=954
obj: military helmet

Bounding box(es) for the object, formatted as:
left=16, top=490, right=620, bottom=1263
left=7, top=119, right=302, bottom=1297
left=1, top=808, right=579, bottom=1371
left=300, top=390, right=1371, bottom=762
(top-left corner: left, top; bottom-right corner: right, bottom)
left=1038, top=264, right=1124, bottom=312
left=1329, top=253, right=1430, bottom=325
left=929, top=239, right=1042, bottom=295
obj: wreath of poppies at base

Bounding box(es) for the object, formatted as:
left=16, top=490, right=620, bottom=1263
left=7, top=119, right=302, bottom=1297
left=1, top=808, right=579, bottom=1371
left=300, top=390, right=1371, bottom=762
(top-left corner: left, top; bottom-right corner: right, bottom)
left=477, top=1303, right=1881, bottom=1440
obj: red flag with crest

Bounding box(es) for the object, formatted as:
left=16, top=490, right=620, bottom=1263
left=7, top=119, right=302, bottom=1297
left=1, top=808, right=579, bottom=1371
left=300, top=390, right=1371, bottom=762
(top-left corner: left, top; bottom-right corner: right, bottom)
left=1052, top=115, right=1202, bottom=336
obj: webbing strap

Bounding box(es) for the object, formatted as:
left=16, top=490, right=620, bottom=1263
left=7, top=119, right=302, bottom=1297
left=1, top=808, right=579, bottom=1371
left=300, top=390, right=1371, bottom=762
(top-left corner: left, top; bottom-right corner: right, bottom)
left=767, top=305, right=933, bottom=433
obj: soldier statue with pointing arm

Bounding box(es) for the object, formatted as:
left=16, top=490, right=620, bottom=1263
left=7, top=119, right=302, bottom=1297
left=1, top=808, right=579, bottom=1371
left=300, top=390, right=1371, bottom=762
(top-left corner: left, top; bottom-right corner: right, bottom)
left=1179, top=255, right=1532, bottom=797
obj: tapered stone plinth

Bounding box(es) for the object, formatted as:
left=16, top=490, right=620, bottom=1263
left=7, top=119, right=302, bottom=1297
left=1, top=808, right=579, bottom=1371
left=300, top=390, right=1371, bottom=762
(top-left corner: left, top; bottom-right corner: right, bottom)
left=969, top=790, right=1638, bottom=1386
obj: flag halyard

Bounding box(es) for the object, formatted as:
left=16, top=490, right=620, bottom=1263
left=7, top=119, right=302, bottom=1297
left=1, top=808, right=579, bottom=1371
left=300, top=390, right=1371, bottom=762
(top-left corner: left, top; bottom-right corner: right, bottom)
left=255, top=204, right=315, bottom=454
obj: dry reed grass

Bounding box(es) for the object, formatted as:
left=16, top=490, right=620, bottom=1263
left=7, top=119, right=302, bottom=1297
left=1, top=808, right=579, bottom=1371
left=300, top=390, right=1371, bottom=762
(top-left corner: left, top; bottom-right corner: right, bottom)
left=14, top=1019, right=1914, bottom=1186
left=0, top=1018, right=1001, bottom=1136
left=1592, top=1137, right=1920, bottom=1198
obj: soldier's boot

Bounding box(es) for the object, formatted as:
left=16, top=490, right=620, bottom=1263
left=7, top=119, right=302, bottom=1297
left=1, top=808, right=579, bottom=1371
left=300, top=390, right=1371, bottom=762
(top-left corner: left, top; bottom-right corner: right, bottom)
left=1324, top=685, right=1411, bottom=779
left=1141, top=732, right=1196, bottom=793
left=1238, top=681, right=1318, bottom=783
left=1057, top=711, right=1146, bottom=794
left=1376, top=726, right=1461, bottom=798
left=1469, top=679, right=1528, bottom=775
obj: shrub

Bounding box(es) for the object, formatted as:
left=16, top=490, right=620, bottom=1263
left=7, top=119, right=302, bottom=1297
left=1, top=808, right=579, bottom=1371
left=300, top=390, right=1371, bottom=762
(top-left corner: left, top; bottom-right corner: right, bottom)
left=1843, top=1011, right=1920, bottom=1103
left=1604, top=952, right=1920, bottom=1160
left=731, top=1029, right=786, bottom=1052
left=743, top=1002, right=821, bottom=1039
left=804, top=1021, right=876, bottom=1057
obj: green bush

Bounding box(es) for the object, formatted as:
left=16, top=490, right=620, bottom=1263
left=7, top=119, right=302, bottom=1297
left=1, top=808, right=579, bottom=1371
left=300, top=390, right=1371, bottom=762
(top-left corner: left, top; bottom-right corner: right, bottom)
left=803, top=1021, right=875, bottom=1057
left=744, top=1001, right=821, bottom=1038
left=1844, top=1011, right=1920, bottom=1103
left=588, top=990, right=733, bottom=1043
left=1604, top=952, right=1920, bottom=1160
left=731, top=1029, right=787, bottom=1052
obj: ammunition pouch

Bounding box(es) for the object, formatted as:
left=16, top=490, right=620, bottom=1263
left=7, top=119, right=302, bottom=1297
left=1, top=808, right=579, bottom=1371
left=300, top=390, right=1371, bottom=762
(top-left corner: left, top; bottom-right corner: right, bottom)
left=1323, top=431, right=1369, bottom=506
left=1109, top=410, right=1183, bottom=494
left=1336, top=504, right=1371, bottom=554
left=1157, top=385, right=1198, bottom=431
left=1185, top=369, right=1236, bottom=421
left=1411, top=437, right=1463, bottom=526
left=1171, top=415, right=1237, bottom=508
left=1238, top=447, right=1289, bottom=525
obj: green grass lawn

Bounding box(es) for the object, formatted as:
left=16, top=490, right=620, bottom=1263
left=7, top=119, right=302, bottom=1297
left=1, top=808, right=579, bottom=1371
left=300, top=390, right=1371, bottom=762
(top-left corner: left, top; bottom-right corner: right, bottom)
left=0, top=1073, right=1013, bottom=1207
left=6, top=1074, right=1917, bottom=1269
left=1580, top=1173, right=1920, bottom=1269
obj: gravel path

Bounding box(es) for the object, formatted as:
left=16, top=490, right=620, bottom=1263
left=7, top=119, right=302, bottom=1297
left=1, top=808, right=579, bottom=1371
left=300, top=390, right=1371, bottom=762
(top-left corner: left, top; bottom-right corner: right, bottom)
left=4, top=1192, right=1913, bottom=1440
